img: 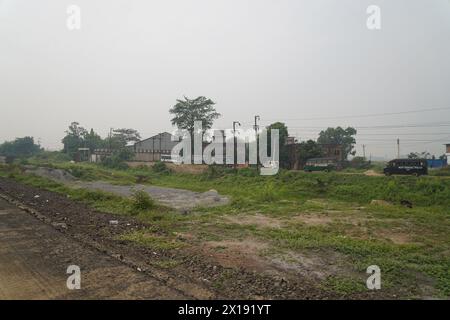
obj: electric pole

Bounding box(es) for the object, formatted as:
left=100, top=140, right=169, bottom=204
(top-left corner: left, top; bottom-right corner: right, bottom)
left=397, top=138, right=400, bottom=159
left=109, top=127, right=114, bottom=152
left=233, top=121, right=241, bottom=170
left=363, top=144, right=366, bottom=160
left=254, top=116, right=260, bottom=170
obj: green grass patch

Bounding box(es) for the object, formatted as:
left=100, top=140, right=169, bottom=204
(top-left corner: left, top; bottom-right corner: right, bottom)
left=119, top=230, right=184, bottom=250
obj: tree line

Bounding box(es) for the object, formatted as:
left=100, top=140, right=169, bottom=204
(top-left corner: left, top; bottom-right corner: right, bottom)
left=0, top=96, right=360, bottom=168
left=61, top=122, right=141, bottom=159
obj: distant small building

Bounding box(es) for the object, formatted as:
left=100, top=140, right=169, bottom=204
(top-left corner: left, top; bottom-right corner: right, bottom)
left=0, top=156, right=6, bottom=164
left=75, top=148, right=90, bottom=162
left=91, top=149, right=112, bottom=163
left=319, top=143, right=344, bottom=162
left=445, top=143, right=450, bottom=155
left=285, top=136, right=296, bottom=145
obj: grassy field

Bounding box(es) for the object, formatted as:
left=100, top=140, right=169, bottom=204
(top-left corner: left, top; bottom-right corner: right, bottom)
left=1, top=161, right=449, bottom=298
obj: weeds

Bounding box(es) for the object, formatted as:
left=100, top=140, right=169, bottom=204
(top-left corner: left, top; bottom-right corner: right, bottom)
left=131, top=189, right=155, bottom=211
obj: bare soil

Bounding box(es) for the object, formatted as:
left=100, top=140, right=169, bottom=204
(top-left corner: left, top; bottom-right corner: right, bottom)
left=0, top=197, right=186, bottom=299
left=0, top=177, right=354, bottom=299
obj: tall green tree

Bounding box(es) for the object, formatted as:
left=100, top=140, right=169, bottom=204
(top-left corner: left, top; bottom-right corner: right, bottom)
left=62, top=122, right=87, bottom=158
left=110, top=128, right=141, bottom=150
left=169, top=96, right=220, bottom=136
left=169, top=96, right=220, bottom=162
left=266, top=122, right=289, bottom=168
left=62, top=122, right=106, bottom=158
left=317, top=126, right=357, bottom=160
left=84, top=128, right=105, bottom=152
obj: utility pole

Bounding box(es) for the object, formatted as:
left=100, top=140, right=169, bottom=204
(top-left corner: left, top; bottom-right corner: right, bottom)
left=362, top=144, right=366, bottom=160
left=254, top=116, right=260, bottom=170
left=109, top=127, right=114, bottom=152
left=397, top=138, right=400, bottom=159
left=233, top=121, right=241, bottom=170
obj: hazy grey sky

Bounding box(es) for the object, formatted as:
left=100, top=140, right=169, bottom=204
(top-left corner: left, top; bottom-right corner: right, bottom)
left=1, top=0, right=450, bottom=158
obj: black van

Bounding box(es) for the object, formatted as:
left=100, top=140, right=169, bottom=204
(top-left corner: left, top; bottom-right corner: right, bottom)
left=383, top=159, right=428, bottom=176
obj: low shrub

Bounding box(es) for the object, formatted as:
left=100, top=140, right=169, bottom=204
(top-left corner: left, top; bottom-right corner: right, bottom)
left=152, top=161, right=171, bottom=174
left=131, top=189, right=155, bottom=211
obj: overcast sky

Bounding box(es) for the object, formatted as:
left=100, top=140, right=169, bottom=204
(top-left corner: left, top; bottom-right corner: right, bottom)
left=1, top=0, right=450, bottom=158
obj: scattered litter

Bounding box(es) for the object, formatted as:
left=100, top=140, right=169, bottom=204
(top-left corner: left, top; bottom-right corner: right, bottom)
left=109, top=220, right=119, bottom=225
left=34, top=195, right=40, bottom=199
left=112, top=254, right=123, bottom=260
left=52, top=222, right=68, bottom=229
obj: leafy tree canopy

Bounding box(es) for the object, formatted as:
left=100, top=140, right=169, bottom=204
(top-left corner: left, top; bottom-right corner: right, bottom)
left=297, top=139, right=324, bottom=166
left=169, top=96, right=220, bottom=135
left=317, top=126, right=357, bottom=160
left=408, top=151, right=431, bottom=159
left=110, top=128, right=141, bottom=150
left=0, top=136, right=42, bottom=159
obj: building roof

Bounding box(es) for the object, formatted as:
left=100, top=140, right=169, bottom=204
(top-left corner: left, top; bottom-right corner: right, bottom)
left=135, top=132, right=177, bottom=145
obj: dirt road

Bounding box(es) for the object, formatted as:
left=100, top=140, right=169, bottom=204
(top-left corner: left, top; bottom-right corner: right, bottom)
left=0, top=198, right=187, bottom=299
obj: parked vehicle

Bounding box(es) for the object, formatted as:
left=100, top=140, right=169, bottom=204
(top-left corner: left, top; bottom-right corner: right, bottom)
left=383, top=159, right=428, bottom=176
left=304, top=158, right=338, bottom=172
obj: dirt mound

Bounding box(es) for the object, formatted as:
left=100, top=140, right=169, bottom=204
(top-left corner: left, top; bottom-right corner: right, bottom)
left=26, top=167, right=77, bottom=183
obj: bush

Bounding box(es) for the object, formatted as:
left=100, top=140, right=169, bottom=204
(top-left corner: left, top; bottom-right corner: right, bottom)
left=203, top=165, right=223, bottom=179
left=131, top=190, right=155, bottom=211
left=101, top=149, right=133, bottom=170
left=256, top=183, right=279, bottom=202
left=152, top=161, right=171, bottom=174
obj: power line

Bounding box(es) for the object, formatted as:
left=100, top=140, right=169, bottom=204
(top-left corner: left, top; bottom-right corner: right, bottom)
left=354, top=132, right=450, bottom=136
left=281, top=122, right=450, bottom=129
left=354, top=138, right=449, bottom=142
left=257, top=106, right=450, bottom=122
